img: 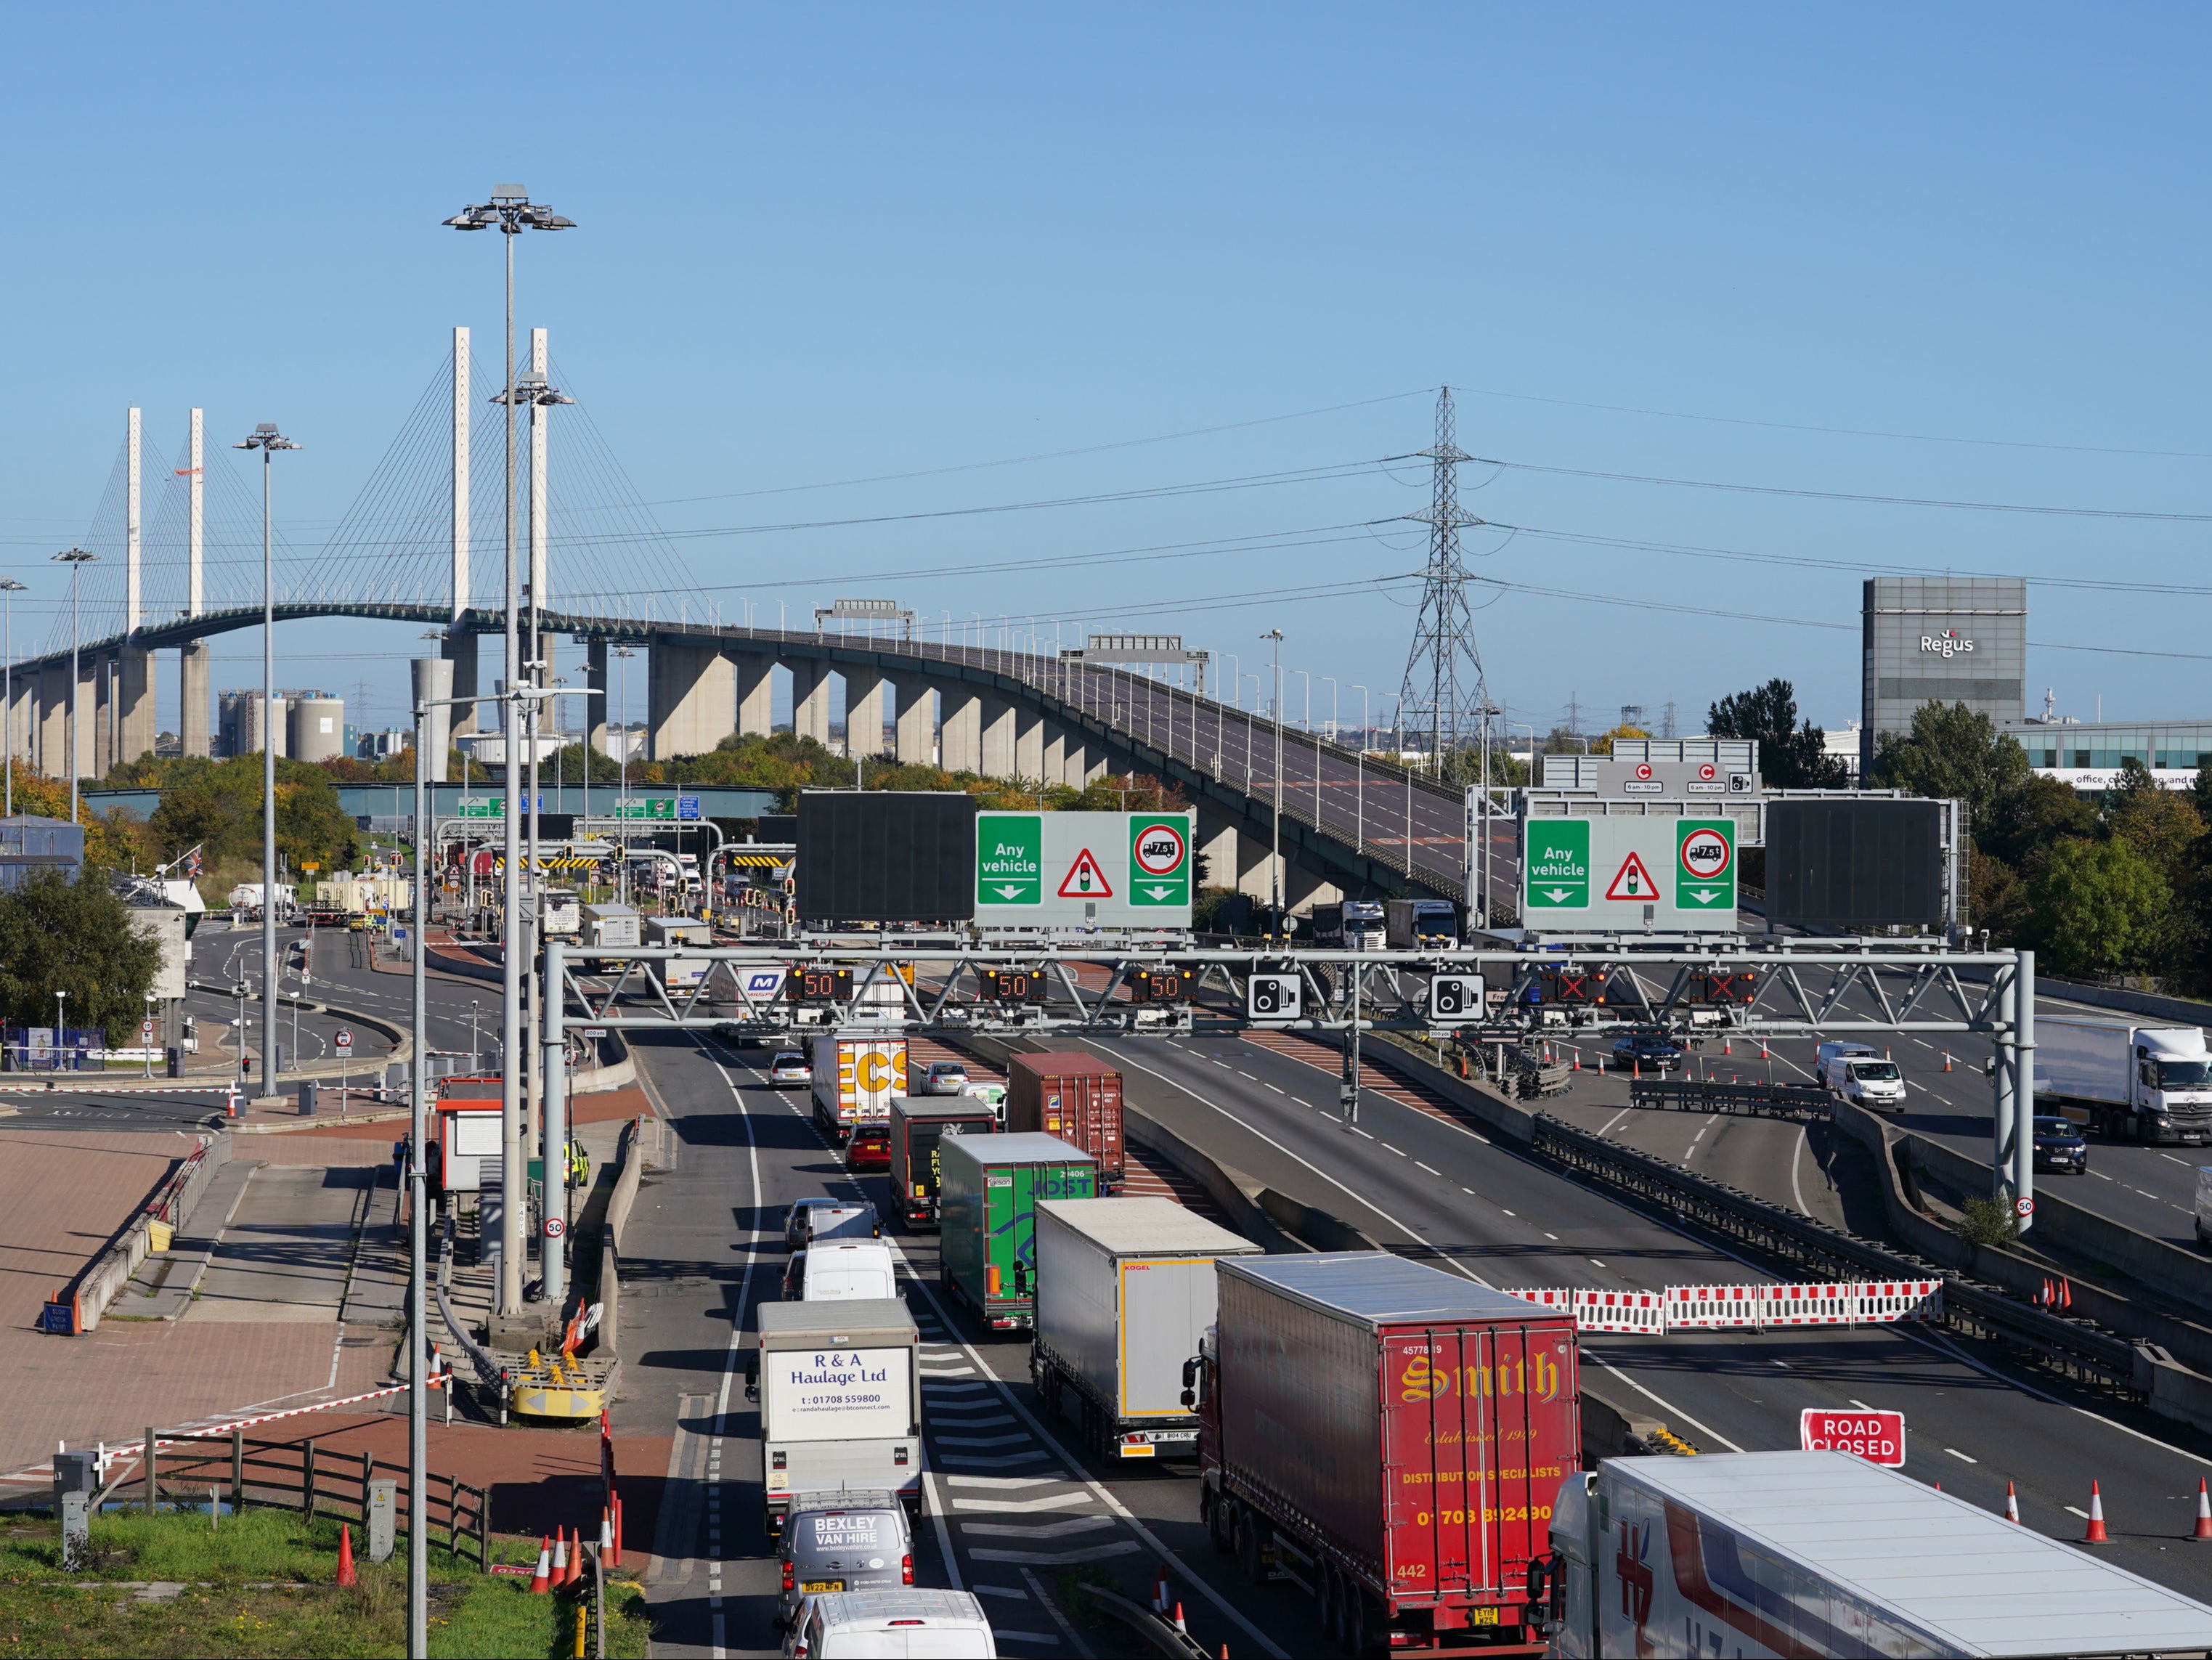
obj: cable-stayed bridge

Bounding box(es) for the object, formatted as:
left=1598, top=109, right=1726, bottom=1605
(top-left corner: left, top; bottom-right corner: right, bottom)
left=9, top=336, right=1472, bottom=908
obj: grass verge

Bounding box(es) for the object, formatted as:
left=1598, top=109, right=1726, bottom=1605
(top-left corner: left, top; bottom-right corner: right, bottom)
left=0, top=1507, right=651, bottom=1659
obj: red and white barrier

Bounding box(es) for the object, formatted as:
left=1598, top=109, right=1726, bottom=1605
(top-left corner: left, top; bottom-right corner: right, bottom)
left=1505, top=1279, right=1942, bottom=1335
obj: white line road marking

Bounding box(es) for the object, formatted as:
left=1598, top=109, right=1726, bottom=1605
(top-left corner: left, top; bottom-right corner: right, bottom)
left=1417, top=1161, right=1442, bottom=1175
left=1020, top=1563, right=1093, bottom=1658
left=1945, top=1448, right=1978, bottom=1463
left=1381, top=1142, right=1407, bottom=1156
left=974, top=1584, right=1030, bottom=1599
left=953, top=1494, right=1105, bottom=1513
left=1544, top=1232, right=1558, bottom=1240
left=1597, top=1107, right=1633, bottom=1137
left=961, top=1516, right=1117, bottom=1539
left=945, top=1476, right=1065, bottom=1489
left=2066, top=1505, right=2090, bottom=1519
left=983, top=1542, right=1141, bottom=1567
left=1848, top=1399, right=1874, bottom=1411
left=1590, top=1260, right=1606, bottom=1268
left=1581, top=1351, right=1747, bottom=1453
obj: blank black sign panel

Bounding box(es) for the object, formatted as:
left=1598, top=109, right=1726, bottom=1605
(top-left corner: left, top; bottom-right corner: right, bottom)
left=796, top=792, right=977, bottom=922
left=1767, top=800, right=1943, bottom=928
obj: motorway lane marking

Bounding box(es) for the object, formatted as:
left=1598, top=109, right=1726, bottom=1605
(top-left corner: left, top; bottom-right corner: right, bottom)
left=954, top=1494, right=1106, bottom=1513
left=1945, top=1449, right=1978, bottom=1463
left=1416, top=1161, right=1442, bottom=1175
left=1849, top=1399, right=1874, bottom=1410
left=2066, top=1505, right=2091, bottom=1519
left=963, top=1516, right=1117, bottom=1539
left=1597, top=1107, right=1634, bottom=1137
left=702, top=1040, right=1285, bottom=1659
left=1381, top=1142, right=1407, bottom=1156
left=2163, top=1155, right=2193, bottom=1166
left=1579, top=1349, right=1747, bottom=1453
left=946, top=1476, right=1066, bottom=1489
left=1020, top=1563, right=1092, bottom=1656
left=1589, top=1259, right=1606, bottom=1268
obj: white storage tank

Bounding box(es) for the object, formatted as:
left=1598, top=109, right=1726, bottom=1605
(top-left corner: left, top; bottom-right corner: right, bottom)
left=288, top=694, right=346, bottom=764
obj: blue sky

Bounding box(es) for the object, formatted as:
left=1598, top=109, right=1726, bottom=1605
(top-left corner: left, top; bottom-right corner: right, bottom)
left=2, top=6, right=2205, bottom=739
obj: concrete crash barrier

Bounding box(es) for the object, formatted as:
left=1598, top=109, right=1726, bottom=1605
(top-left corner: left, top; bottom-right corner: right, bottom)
left=1833, top=1100, right=2212, bottom=1383
left=45, top=1137, right=227, bottom=1335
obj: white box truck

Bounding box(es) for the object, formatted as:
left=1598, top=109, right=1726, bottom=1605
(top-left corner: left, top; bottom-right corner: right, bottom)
left=2036, top=1018, right=2212, bottom=1145
left=643, top=915, right=714, bottom=989
left=1816, top=1040, right=1908, bottom=1114
left=746, top=1298, right=921, bottom=1536
left=1030, top=1197, right=1259, bottom=1462
left=1386, top=897, right=1459, bottom=949
left=1543, top=1449, right=2212, bottom=1659
left=811, top=1029, right=908, bottom=1143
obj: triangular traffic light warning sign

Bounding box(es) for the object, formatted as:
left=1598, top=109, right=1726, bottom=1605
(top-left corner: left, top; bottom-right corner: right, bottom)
left=1057, top=847, right=1114, bottom=898
left=1603, top=851, right=1659, bottom=901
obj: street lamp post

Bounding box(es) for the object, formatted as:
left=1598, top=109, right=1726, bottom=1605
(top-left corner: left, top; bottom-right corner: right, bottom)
left=142, top=992, right=155, bottom=1078
left=235, top=426, right=299, bottom=1105
left=51, top=550, right=95, bottom=823
left=0, top=577, right=23, bottom=817
left=1349, top=684, right=1369, bottom=853
left=446, top=185, right=574, bottom=1320
left=1261, top=630, right=1284, bottom=932
left=614, top=646, right=635, bottom=906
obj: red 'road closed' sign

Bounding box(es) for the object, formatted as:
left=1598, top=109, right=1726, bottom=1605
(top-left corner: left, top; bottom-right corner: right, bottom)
left=1801, top=1407, right=1905, bottom=1466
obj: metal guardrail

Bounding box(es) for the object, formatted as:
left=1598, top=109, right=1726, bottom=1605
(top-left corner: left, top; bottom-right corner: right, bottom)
left=1529, top=1111, right=2142, bottom=1393
left=1627, top=1078, right=1833, bottom=1121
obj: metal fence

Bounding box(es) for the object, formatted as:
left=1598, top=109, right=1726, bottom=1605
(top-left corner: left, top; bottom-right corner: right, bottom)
left=106, top=1427, right=490, bottom=1570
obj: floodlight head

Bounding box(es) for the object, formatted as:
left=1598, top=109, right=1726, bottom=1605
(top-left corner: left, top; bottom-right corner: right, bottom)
left=0, top=579, right=25, bottom=593
left=51, top=548, right=95, bottom=564
left=443, top=211, right=487, bottom=230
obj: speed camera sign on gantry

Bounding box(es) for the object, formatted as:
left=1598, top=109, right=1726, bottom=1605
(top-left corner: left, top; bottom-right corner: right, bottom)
left=1245, top=973, right=1302, bottom=1023
left=1427, top=974, right=1486, bottom=1024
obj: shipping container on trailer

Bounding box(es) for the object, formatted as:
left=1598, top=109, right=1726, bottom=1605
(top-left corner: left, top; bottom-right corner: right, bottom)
left=1545, top=1449, right=2212, bottom=1659
left=887, top=1097, right=999, bottom=1230
left=1005, top=1051, right=1126, bottom=1190
left=937, top=1133, right=1097, bottom=1330
left=810, top=1030, right=908, bottom=1144
left=1032, top=1197, right=1259, bottom=1461
left=1195, top=1251, right=1578, bottom=1655
left=581, top=901, right=641, bottom=953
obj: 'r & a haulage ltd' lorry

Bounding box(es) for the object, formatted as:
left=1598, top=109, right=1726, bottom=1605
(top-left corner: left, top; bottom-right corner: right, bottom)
left=746, top=1298, right=921, bottom=1537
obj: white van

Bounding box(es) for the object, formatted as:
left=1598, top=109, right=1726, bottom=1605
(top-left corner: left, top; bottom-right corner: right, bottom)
left=786, top=1589, right=997, bottom=1659
left=799, top=1240, right=899, bottom=1303
left=1818, top=1040, right=1907, bottom=1114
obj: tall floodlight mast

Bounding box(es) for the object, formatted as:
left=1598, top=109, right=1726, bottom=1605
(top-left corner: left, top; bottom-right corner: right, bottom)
left=1394, top=386, right=1491, bottom=779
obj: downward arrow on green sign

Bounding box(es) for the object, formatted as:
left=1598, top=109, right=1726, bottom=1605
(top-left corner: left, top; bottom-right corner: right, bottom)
left=1524, top=820, right=1591, bottom=910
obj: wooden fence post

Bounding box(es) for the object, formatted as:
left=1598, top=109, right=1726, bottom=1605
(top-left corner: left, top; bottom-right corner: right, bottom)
left=143, top=1428, right=156, bottom=1514
left=231, top=1429, right=244, bottom=1513
left=303, top=1439, right=317, bottom=1518
left=477, top=1484, right=491, bottom=1572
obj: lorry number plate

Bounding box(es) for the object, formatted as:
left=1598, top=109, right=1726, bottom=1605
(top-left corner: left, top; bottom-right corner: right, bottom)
left=1467, top=1608, right=1500, bottom=1626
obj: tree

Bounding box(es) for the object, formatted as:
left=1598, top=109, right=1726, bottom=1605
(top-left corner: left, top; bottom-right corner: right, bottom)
left=2193, top=757, right=2212, bottom=826
left=1705, top=679, right=1850, bottom=788
left=1976, top=773, right=2097, bottom=873
left=1587, top=724, right=1650, bottom=757
left=2025, top=838, right=2168, bottom=981
left=1869, top=701, right=2031, bottom=823
left=0, top=870, right=161, bottom=1041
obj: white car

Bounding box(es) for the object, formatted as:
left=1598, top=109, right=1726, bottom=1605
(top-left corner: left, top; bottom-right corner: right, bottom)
left=786, top=1589, right=997, bottom=1659
left=768, top=1051, right=810, bottom=1088
left=963, top=1082, right=1007, bottom=1126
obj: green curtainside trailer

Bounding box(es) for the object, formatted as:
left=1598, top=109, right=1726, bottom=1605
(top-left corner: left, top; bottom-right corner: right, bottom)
left=937, top=1132, right=1097, bottom=1331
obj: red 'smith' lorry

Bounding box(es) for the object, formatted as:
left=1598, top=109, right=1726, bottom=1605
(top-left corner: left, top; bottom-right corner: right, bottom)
left=1192, top=1252, right=1577, bottom=1656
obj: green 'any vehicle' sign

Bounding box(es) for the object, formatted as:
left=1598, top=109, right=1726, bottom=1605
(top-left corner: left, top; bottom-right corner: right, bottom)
left=1524, top=820, right=1591, bottom=909
left=977, top=814, right=1042, bottom=906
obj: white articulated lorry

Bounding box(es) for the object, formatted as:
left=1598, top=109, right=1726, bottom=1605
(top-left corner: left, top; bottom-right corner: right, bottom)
left=746, top=1298, right=922, bottom=1537
left=811, top=1029, right=908, bottom=1144
left=2036, top=1017, right=2212, bottom=1146
left=1029, top=1196, right=1259, bottom=1462
left=1540, top=1450, right=2212, bottom=1659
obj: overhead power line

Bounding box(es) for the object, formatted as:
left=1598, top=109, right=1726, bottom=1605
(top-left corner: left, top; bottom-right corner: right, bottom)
left=1469, top=455, right=2212, bottom=523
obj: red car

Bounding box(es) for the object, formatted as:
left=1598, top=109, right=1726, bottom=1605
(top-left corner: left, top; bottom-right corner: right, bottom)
left=845, top=1124, right=891, bottom=1171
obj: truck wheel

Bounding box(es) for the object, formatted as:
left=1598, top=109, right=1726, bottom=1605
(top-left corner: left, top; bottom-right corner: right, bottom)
left=1316, top=1568, right=1340, bottom=1648
left=1235, top=1506, right=1268, bottom=1584
left=1203, top=1488, right=1231, bottom=1555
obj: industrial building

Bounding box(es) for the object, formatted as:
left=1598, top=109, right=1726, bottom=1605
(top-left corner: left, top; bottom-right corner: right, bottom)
left=216, top=690, right=343, bottom=761
left=1860, top=577, right=2027, bottom=775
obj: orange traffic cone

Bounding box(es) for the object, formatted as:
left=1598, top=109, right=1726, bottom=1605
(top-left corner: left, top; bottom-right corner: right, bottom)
left=529, top=1536, right=552, bottom=1593
left=2193, top=1479, right=2211, bottom=1542
left=1723, top=1036, right=1732, bottom=1056
left=2004, top=1482, right=2020, bottom=1523
left=1633, top=1058, right=1640, bottom=1081
left=1943, top=1051, right=1953, bottom=1072
left=2084, top=1481, right=2110, bottom=1544
left=551, top=1528, right=570, bottom=1586
left=1760, top=1040, right=1770, bottom=1061
left=336, top=1523, right=357, bottom=1587
left=1174, top=1603, right=1189, bottom=1634
left=611, top=1496, right=623, bottom=1568
left=1571, top=1051, right=1580, bottom=1072
left=2060, top=1280, right=2073, bottom=1312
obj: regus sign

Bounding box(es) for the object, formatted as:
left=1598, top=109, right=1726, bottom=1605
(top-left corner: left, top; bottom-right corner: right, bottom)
left=1920, top=630, right=1975, bottom=658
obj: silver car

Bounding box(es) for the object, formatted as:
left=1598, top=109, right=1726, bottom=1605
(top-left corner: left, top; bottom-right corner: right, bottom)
left=768, top=1050, right=810, bottom=1088
left=920, top=1060, right=971, bottom=1096
left=776, top=1492, right=912, bottom=1630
